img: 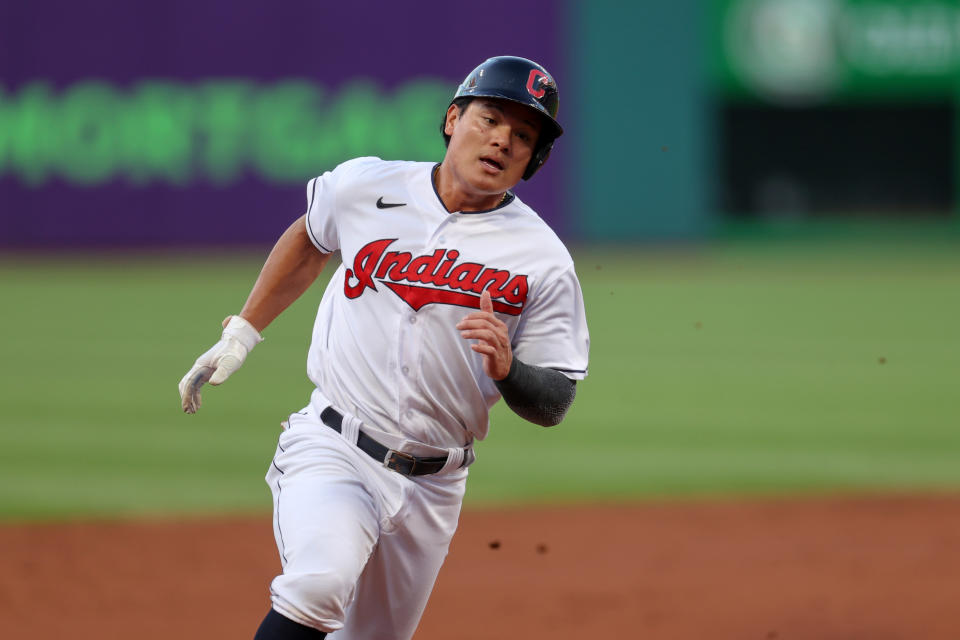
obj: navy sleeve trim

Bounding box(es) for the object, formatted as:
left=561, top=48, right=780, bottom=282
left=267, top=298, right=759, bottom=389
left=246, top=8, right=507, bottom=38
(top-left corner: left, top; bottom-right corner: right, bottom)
left=307, top=177, right=319, bottom=212
left=305, top=213, right=332, bottom=253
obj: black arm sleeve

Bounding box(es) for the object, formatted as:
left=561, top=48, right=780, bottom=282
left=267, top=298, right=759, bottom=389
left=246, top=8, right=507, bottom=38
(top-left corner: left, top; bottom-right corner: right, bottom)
left=493, top=357, right=577, bottom=427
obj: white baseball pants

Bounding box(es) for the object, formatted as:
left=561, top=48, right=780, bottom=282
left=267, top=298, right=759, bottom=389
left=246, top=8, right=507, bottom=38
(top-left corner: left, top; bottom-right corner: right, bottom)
left=265, top=408, right=467, bottom=639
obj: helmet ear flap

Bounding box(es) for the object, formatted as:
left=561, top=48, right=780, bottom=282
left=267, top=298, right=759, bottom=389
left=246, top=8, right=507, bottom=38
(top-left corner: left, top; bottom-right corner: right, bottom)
left=523, top=139, right=555, bottom=181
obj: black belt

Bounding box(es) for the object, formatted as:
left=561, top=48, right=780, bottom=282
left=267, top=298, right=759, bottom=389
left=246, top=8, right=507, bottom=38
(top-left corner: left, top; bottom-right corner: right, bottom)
left=320, top=407, right=459, bottom=476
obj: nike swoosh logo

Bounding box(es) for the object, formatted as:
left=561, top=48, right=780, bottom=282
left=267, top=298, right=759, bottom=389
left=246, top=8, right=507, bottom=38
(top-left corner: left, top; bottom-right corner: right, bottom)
left=376, top=197, right=406, bottom=209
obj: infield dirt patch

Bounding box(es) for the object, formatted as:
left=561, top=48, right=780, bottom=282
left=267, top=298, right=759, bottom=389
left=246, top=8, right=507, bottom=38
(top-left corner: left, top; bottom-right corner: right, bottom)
left=1, top=494, right=958, bottom=639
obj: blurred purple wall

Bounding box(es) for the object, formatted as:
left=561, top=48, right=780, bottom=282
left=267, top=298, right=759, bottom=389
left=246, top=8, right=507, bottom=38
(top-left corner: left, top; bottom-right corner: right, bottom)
left=0, top=0, right=566, bottom=247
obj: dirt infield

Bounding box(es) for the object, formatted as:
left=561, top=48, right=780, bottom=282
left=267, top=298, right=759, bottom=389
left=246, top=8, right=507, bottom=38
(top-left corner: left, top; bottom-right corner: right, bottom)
left=1, top=494, right=958, bottom=639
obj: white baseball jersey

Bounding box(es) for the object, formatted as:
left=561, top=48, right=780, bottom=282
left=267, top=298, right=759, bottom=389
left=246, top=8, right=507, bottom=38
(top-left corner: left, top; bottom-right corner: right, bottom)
left=265, top=156, right=589, bottom=639
left=303, top=156, right=590, bottom=450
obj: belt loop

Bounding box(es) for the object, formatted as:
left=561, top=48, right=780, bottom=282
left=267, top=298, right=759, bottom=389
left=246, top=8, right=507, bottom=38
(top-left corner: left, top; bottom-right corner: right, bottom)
left=438, top=446, right=465, bottom=474
left=340, top=413, right=362, bottom=447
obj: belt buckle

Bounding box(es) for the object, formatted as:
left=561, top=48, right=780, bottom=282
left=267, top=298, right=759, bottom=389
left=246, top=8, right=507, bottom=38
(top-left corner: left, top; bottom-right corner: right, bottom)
left=384, top=450, right=417, bottom=475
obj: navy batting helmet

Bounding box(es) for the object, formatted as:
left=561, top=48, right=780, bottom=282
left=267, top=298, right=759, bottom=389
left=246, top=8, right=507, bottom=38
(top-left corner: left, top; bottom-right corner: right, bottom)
left=441, top=56, right=562, bottom=180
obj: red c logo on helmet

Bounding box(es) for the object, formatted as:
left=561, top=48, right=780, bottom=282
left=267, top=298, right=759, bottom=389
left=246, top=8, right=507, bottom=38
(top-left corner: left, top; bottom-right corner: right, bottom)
left=526, top=69, right=548, bottom=99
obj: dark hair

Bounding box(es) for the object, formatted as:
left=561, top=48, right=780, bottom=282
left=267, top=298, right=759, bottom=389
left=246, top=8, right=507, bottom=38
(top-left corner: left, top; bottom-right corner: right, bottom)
left=439, top=97, right=474, bottom=148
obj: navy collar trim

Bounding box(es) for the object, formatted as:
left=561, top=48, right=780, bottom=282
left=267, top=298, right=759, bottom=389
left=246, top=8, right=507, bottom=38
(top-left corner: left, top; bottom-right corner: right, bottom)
left=430, top=163, right=515, bottom=215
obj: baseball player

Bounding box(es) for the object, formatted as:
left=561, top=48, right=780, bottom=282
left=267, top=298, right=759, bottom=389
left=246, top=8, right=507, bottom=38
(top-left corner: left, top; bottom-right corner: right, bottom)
left=178, top=55, right=589, bottom=640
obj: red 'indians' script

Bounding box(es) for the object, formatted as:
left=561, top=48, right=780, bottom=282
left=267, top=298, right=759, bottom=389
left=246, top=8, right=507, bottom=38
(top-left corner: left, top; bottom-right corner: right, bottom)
left=344, top=239, right=528, bottom=315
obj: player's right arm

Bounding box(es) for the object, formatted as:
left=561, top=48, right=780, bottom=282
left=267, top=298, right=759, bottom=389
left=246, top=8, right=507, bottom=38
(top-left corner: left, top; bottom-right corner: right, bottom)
left=178, top=214, right=331, bottom=413
left=236, top=213, right=332, bottom=333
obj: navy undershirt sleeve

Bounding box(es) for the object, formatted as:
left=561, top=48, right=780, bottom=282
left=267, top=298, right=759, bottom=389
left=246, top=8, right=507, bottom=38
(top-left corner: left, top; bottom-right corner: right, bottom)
left=493, top=357, right=577, bottom=427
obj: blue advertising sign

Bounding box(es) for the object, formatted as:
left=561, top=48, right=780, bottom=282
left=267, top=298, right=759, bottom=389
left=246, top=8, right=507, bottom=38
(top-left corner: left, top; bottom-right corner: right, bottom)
left=0, top=0, right=566, bottom=246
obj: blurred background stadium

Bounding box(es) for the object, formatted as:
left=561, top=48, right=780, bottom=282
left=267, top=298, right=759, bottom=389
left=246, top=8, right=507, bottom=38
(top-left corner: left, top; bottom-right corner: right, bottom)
left=1, top=0, right=958, bottom=520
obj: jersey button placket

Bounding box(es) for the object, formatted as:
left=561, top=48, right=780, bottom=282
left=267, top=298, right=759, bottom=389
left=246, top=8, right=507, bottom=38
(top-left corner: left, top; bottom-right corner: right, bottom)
left=431, top=213, right=458, bottom=248
left=397, top=306, right=423, bottom=432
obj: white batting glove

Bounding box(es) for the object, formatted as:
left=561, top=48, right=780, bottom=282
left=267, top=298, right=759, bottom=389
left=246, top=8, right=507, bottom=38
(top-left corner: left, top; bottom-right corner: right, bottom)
left=178, top=315, right=264, bottom=414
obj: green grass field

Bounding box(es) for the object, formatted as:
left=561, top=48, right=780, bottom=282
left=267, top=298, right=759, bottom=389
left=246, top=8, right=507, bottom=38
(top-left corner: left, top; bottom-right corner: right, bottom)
left=1, top=237, right=958, bottom=521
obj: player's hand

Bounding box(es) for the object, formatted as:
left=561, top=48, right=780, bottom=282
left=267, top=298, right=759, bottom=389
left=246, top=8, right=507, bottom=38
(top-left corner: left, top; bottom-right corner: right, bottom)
left=456, top=289, right=512, bottom=380
left=178, top=315, right=263, bottom=414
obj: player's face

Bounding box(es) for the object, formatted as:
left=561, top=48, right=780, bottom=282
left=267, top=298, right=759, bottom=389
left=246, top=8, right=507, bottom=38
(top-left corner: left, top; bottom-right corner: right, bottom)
left=443, top=99, right=542, bottom=196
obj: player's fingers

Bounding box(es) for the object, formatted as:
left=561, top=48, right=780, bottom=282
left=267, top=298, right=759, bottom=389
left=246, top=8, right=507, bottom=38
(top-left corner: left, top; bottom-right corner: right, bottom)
left=459, top=328, right=499, bottom=344
left=209, top=355, right=242, bottom=385
left=189, top=367, right=213, bottom=389
left=457, top=311, right=489, bottom=326
left=182, top=387, right=201, bottom=414
left=178, top=370, right=192, bottom=399
left=178, top=365, right=209, bottom=398
left=470, top=343, right=497, bottom=356
left=456, top=317, right=493, bottom=331
left=460, top=321, right=509, bottom=343
left=180, top=366, right=213, bottom=413
left=461, top=331, right=508, bottom=352
left=458, top=294, right=500, bottom=324
left=456, top=316, right=506, bottom=333
left=479, top=289, right=493, bottom=313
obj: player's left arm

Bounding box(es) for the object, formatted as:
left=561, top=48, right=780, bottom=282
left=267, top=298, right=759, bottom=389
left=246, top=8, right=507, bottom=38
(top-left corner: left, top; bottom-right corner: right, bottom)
left=457, top=290, right=577, bottom=427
